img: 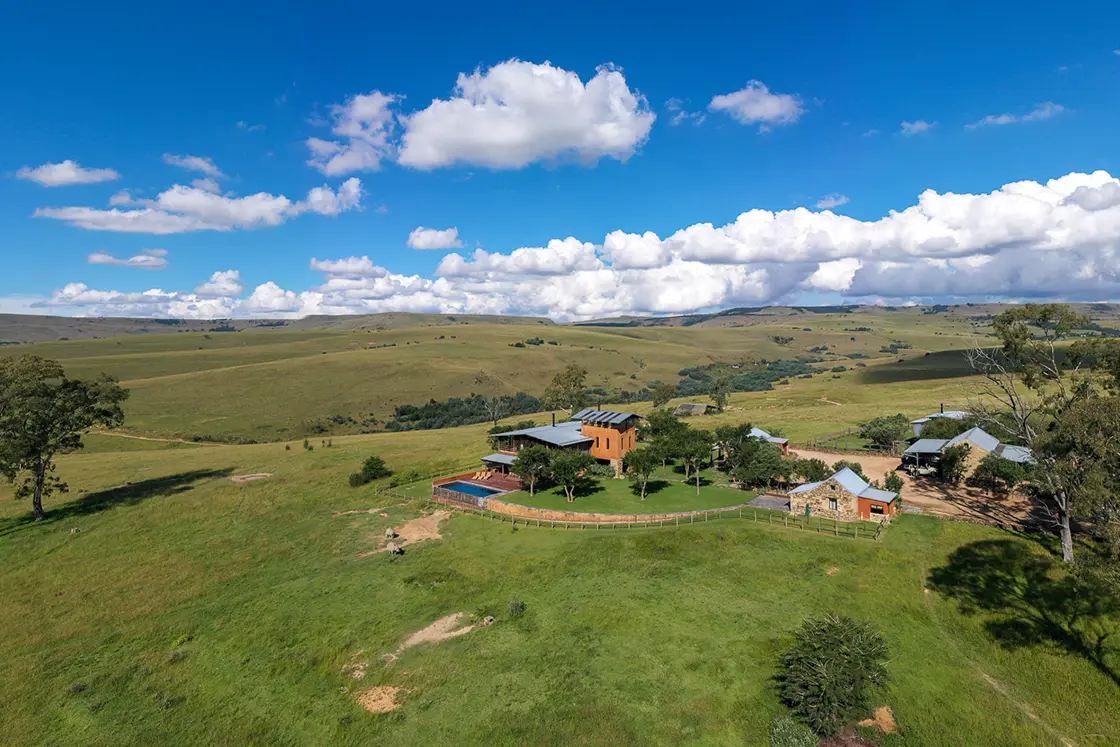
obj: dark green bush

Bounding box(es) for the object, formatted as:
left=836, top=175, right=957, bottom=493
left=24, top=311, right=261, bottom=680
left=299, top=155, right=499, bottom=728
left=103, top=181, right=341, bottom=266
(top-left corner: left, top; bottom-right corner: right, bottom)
left=776, top=614, right=889, bottom=736
left=508, top=596, right=526, bottom=618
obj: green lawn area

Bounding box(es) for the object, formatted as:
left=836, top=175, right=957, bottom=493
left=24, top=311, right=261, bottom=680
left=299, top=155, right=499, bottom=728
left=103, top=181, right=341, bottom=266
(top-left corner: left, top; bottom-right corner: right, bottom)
left=506, top=467, right=754, bottom=514
left=2, top=434, right=1117, bottom=746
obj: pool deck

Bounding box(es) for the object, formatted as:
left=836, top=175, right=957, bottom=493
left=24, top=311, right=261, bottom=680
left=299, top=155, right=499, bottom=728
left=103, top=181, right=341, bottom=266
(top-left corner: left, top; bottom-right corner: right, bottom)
left=434, top=470, right=521, bottom=495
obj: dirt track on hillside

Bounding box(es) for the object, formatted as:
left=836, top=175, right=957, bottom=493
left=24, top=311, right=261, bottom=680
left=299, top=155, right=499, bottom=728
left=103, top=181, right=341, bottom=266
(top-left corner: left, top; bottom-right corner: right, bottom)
left=788, top=448, right=1038, bottom=527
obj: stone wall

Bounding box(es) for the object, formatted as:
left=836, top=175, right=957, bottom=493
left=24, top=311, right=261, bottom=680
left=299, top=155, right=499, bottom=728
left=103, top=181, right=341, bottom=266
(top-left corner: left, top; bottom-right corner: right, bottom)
left=787, top=479, right=861, bottom=522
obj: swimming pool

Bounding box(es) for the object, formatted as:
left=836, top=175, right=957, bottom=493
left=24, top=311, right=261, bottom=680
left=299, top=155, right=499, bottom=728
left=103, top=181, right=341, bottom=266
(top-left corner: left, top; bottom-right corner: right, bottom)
left=439, top=481, right=504, bottom=498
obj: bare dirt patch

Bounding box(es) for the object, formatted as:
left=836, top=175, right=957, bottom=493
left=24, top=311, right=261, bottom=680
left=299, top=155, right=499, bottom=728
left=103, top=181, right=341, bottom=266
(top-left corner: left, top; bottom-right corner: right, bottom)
left=358, top=510, right=451, bottom=557
left=398, top=612, right=475, bottom=652
left=858, top=706, right=898, bottom=734
left=827, top=566, right=840, bottom=576
left=229, top=473, right=272, bottom=483
left=355, top=685, right=404, bottom=714
left=789, top=448, right=1038, bottom=528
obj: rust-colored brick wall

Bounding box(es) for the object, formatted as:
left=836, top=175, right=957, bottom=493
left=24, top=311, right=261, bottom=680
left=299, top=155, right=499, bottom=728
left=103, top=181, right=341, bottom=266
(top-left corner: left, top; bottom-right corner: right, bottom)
left=583, top=424, right=637, bottom=461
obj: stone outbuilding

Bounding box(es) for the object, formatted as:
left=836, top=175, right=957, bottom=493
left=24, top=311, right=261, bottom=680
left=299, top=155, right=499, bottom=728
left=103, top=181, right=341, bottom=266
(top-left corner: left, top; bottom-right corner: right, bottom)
left=787, top=467, right=898, bottom=522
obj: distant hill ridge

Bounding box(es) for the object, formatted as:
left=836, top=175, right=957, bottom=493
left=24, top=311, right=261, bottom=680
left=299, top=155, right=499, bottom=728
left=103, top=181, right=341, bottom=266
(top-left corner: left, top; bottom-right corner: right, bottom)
left=1, top=303, right=1118, bottom=343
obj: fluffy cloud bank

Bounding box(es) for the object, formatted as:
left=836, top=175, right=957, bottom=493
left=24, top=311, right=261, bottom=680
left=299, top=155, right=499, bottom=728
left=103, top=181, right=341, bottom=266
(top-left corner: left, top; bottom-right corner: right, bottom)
left=28, top=170, right=1120, bottom=320
left=306, top=60, right=655, bottom=173
left=407, top=226, right=463, bottom=250
left=34, top=178, right=362, bottom=234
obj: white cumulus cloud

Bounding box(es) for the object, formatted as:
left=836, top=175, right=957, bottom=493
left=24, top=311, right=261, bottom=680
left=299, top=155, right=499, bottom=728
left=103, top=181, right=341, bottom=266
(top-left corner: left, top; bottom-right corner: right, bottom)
left=17, top=160, right=121, bottom=187
left=708, top=81, right=804, bottom=130
left=407, top=227, right=463, bottom=250
left=35, top=178, right=363, bottom=234
left=306, top=91, right=398, bottom=176
left=397, top=60, right=655, bottom=170
left=195, top=270, right=244, bottom=297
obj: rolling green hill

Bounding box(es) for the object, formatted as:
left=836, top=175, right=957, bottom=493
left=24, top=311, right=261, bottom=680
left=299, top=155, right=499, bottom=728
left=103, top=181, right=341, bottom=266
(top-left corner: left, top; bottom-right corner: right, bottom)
left=2, top=309, right=992, bottom=442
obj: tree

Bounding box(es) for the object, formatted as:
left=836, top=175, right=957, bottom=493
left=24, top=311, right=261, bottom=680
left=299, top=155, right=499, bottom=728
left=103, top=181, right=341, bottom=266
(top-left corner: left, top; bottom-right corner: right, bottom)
left=549, top=450, right=594, bottom=502
left=511, top=445, right=552, bottom=496
left=483, top=395, right=507, bottom=426
left=714, top=423, right=755, bottom=461
left=678, top=430, right=713, bottom=495
left=775, top=614, right=890, bottom=736
left=831, top=459, right=864, bottom=479
left=937, top=443, right=970, bottom=485
left=858, top=413, right=909, bottom=450
left=884, top=471, right=904, bottom=495
left=918, top=414, right=975, bottom=440
left=350, top=454, right=392, bottom=486
left=966, top=303, right=1091, bottom=562
left=792, top=457, right=829, bottom=483
left=543, top=364, right=588, bottom=416
left=709, top=368, right=732, bottom=412
left=0, top=355, right=129, bottom=520
left=623, top=447, right=659, bottom=500
left=732, top=440, right=786, bottom=489
left=641, top=408, right=686, bottom=442
left=650, top=381, right=677, bottom=409
left=973, top=453, right=1027, bottom=494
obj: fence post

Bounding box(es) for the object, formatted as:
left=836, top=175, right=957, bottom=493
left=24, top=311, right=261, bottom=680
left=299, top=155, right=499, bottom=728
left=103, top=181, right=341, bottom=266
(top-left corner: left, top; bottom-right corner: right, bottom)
left=834, top=518, right=838, bottom=536
left=783, top=514, right=787, bottom=527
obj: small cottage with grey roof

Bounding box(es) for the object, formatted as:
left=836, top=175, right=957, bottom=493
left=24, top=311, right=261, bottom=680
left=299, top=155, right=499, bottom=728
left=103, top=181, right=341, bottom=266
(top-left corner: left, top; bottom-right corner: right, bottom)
left=673, top=402, right=713, bottom=417
left=787, top=467, right=898, bottom=522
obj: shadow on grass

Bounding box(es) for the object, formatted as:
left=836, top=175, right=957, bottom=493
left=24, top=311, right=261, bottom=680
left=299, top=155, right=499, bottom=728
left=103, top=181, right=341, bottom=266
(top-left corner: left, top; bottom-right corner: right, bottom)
left=571, top=479, right=606, bottom=499
left=0, top=468, right=234, bottom=538
left=631, top=479, right=671, bottom=497
left=927, top=539, right=1120, bottom=687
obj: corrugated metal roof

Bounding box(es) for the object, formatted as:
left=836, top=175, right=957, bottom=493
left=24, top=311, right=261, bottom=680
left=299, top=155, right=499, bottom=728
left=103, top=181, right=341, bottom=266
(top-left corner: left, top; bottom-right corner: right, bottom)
left=995, top=444, right=1035, bottom=464
left=946, top=426, right=1000, bottom=453
left=481, top=452, right=517, bottom=466
left=910, top=410, right=970, bottom=425
left=904, top=438, right=949, bottom=455
left=749, top=427, right=789, bottom=445
left=789, top=467, right=897, bottom=504
left=491, top=420, right=593, bottom=447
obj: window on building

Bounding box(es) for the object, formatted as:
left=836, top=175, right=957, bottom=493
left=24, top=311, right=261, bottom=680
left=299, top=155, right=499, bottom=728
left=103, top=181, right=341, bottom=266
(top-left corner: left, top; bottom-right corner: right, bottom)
left=828, top=498, right=838, bottom=511
left=595, top=436, right=599, bottom=448
left=871, top=504, right=885, bottom=515
left=607, top=438, right=611, bottom=450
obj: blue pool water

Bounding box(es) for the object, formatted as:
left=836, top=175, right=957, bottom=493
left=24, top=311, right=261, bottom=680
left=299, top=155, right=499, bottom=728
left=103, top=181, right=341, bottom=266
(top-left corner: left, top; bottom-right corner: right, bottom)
left=441, top=481, right=503, bottom=498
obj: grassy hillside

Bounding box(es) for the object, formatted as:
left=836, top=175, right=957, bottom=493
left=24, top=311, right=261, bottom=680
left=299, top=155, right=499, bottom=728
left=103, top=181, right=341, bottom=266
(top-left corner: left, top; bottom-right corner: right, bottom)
left=1, top=423, right=1116, bottom=746
left=2, top=310, right=990, bottom=442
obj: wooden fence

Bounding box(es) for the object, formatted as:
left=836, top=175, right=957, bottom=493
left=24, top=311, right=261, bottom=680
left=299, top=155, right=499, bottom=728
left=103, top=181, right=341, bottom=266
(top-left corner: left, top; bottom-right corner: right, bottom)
left=791, top=428, right=905, bottom=455
left=422, top=494, right=885, bottom=541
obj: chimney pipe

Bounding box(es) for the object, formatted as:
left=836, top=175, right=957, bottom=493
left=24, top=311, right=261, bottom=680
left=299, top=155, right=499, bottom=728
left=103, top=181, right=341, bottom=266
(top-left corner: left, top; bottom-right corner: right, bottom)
left=940, top=402, right=944, bottom=413
left=552, top=413, right=556, bottom=427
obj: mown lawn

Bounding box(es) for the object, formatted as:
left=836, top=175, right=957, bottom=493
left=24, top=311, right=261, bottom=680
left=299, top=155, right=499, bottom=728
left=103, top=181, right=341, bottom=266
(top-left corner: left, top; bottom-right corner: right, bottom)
left=506, top=468, right=754, bottom=514
left=1, top=436, right=1118, bottom=746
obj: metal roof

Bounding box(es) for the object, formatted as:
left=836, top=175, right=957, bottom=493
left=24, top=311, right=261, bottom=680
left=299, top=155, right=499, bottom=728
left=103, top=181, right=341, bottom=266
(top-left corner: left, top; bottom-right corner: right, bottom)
left=491, top=420, right=593, bottom=447
left=673, top=403, right=711, bottom=416
left=946, top=426, right=1000, bottom=453
left=480, top=452, right=517, bottom=466
left=789, top=467, right=897, bottom=504
left=749, top=427, right=789, bottom=445
left=903, top=438, right=949, bottom=455
left=572, top=408, right=640, bottom=426
left=995, top=444, right=1035, bottom=464
left=910, top=410, right=970, bottom=425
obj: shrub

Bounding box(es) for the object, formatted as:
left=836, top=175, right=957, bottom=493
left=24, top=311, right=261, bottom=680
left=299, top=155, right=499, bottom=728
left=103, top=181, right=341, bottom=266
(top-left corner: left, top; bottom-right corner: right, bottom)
left=285, top=444, right=291, bottom=451
left=350, top=455, right=392, bottom=487
left=831, top=459, right=865, bottom=478
left=776, top=614, right=890, bottom=736
left=769, top=713, right=817, bottom=747
left=348, top=473, right=365, bottom=488
left=302, top=438, right=310, bottom=450
left=508, top=596, right=526, bottom=618
left=389, top=469, right=423, bottom=488
left=587, top=462, right=616, bottom=478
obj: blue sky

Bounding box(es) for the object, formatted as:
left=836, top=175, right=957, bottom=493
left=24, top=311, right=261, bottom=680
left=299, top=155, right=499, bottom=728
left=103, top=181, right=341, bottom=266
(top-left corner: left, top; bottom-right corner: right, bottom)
left=3, top=1, right=1119, bottom=319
